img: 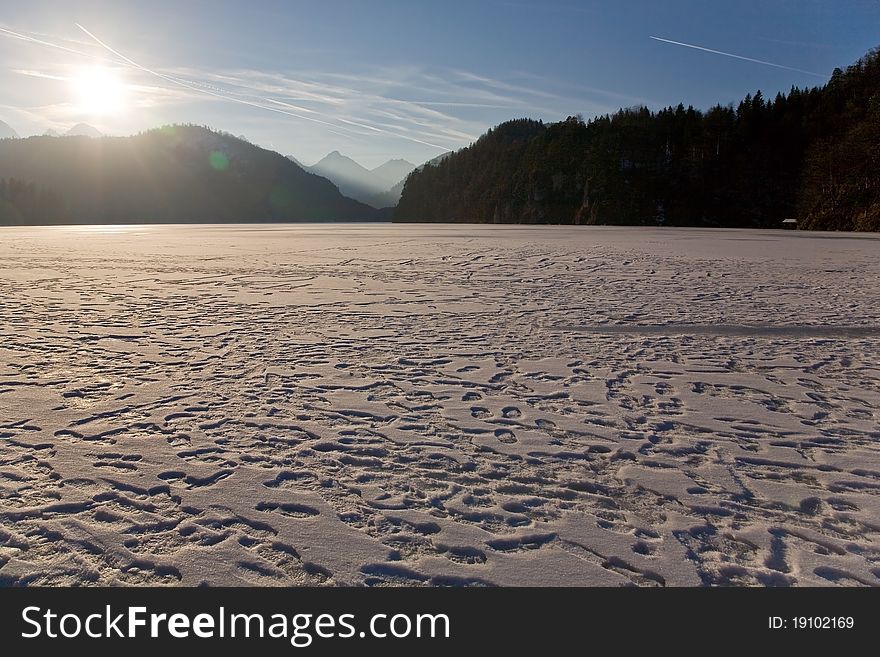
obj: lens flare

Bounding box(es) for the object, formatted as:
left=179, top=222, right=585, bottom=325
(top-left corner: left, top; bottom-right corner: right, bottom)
left=209, top=151, right=230, bottom=170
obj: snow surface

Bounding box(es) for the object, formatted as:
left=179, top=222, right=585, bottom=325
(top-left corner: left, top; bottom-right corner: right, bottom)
left=0, top=224, right=878, bottom=586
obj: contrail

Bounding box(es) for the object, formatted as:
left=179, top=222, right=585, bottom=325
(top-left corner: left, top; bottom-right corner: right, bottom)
left=0, top=24, right=115, bottom=63
left=2, top=21, right=455, bottom=150
left=3, top=22, right=344, bottom=133
left=74, top=22, right=449, bottom=150
left=74, top=23, right=356, bottom=134
left=650, top=36, right=827, bottom=78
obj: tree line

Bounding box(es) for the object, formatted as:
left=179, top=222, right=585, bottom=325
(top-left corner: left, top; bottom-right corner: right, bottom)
left=0, top=178, right=66, bottom=224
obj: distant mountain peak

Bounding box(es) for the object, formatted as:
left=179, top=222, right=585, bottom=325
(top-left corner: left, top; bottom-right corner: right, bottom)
left=319, top=150, right=352, bottom=163
left=374, top=158, right=414, bottom=168
left=316, top=150, right=361, bottom=166
left=305, top=150, right=415, bottom=208
left=0, top=119, right=19, bottom=140
left=311, top=152, right=370, bottom=175
left=370, top=158, right=417, bottom=191
left=65, top=123, right=103, bottom=138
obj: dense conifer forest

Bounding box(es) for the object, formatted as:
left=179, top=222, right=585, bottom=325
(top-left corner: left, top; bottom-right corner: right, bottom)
left=396, top=48, right=880, bottom=230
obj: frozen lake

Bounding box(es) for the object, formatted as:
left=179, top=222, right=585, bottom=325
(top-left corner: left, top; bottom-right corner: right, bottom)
left=1, top=224, right=879, bottom=586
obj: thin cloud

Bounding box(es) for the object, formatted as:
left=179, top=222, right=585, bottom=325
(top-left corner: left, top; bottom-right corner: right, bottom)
left=410, top=101, right=510, bottom=109
left=0, top=100, right=80, bottom=132
left=1, top=22, right=474, bottom=149
left=12, top=68, right=69, bottom=81
left=4, top=21, right=447, bottom=147
left=510, top=69, right=654, bottom=108
left=2, top=20, right=619, bottom=157
left=74, top=24, right=351, bottom=129
left=650, top=36, right=827, bottom=78
left=75, top=23, right=451, bottom=151
left=173, top=66, right=486, bottom=145
left=0, top=24, right=113, bottom=64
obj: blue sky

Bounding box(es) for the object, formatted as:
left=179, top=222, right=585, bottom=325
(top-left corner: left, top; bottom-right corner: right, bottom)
left=0, top=1, right=876, bottom=167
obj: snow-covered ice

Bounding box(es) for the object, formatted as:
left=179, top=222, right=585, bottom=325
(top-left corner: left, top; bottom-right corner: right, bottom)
left=1, top=224, right=878, bottom=586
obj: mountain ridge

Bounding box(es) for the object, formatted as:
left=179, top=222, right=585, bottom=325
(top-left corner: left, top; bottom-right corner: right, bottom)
left=299, top=151, right=416, bottom=208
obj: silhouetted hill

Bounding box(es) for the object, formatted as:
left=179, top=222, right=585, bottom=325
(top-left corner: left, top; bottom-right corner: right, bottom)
left=0, top=119, right=18, bottom=140
left=366, top=152, right=452, bottom=210
left=397, top=48, right=880, bottom=231
left=0, top=125, right=379, bottom=224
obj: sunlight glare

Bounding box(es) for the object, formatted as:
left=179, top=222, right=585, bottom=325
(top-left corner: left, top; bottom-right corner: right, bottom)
left=71, top=66, right=126, bottom=115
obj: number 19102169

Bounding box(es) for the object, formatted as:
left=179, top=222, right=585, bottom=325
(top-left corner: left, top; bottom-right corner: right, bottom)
left=769, top=616, right=854, bottom=630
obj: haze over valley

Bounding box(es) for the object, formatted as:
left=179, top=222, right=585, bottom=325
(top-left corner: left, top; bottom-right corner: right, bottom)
left=298, top=150, right=416, bottom=209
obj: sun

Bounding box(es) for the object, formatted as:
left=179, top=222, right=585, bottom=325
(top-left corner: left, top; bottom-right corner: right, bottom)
left=71, top=66, right=126, bottom=115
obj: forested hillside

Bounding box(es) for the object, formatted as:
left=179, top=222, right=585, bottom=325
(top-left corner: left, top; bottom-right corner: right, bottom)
left=0, top=125, right=378, bottom=224
left=396, top=48, right=880, bottom=230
